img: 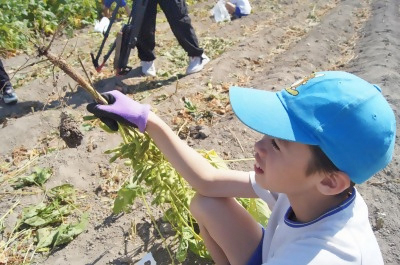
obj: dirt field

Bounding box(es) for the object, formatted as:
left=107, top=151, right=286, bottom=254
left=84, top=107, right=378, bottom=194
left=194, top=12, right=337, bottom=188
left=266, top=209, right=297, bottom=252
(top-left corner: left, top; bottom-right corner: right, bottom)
left=1, top=0, right=399, bottom=264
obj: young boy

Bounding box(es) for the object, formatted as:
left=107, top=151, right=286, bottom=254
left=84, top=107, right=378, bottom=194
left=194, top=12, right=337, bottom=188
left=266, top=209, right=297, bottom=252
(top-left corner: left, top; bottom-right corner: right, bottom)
left=87, top=71, right=395, bottom=264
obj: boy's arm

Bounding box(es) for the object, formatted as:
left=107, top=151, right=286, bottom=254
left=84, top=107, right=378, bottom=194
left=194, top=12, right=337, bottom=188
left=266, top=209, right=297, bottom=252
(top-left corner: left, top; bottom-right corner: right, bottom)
left=86, top=90, right=257, bottom=198
left=146, top=112, right=258, bottom=198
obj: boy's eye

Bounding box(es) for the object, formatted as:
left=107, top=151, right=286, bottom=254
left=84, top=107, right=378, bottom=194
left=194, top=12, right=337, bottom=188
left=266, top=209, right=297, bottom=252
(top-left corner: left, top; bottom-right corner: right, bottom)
left=271, top=139, right=280, bottom=150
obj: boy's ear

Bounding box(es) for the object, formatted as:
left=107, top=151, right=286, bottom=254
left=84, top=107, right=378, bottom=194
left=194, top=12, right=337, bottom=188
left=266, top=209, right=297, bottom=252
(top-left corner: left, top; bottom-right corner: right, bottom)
left=317, top=171, right=351, bottom=196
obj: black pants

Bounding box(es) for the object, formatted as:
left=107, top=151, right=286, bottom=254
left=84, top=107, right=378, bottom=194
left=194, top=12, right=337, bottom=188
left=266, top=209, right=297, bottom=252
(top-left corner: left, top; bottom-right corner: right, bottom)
left=0, top=59, right=11, bottom=90
left=136, top=0, right=203, bottom=61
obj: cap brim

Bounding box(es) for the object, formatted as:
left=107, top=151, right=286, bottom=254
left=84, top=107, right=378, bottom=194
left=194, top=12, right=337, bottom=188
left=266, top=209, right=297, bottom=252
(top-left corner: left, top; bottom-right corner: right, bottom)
left=229, top=86, right=317, bottom=144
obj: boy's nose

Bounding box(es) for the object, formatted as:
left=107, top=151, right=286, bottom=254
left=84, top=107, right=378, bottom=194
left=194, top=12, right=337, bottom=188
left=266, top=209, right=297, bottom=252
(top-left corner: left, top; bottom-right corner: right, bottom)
left=254, top=137, right=268, bottom=157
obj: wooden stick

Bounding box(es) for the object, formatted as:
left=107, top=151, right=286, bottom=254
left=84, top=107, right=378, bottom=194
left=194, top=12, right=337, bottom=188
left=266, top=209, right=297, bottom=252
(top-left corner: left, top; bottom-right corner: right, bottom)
left=39, top=48, right=107, bottom=105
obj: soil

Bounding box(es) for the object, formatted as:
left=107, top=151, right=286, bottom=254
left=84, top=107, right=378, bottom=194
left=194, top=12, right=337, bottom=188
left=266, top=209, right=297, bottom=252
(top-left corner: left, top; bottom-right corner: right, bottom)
left=1, top=0, right=399, bottom=264
left=59, top=112, right=84, bottom=148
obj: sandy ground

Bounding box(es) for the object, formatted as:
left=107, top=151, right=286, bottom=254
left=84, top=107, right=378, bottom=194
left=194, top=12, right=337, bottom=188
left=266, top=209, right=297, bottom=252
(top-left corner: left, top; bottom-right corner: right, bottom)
left=1, top=0, right=399, bottom=264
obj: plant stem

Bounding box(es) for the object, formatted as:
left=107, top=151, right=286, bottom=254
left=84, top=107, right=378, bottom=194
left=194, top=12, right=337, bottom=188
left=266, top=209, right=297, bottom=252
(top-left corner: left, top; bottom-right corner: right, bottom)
left=39, top=49, right=107, bottom=105
left=223, top=158, right=255, bottom=162
left=140, top=193, right=175, bottom=265
left=0, top=200, right=20, bottom=223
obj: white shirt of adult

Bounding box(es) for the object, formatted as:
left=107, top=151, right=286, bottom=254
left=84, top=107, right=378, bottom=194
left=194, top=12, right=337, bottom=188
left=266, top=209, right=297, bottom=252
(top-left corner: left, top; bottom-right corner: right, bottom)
left=249, top=172, right=384, bottom=265
left=230, top=0, right=251, bottom=15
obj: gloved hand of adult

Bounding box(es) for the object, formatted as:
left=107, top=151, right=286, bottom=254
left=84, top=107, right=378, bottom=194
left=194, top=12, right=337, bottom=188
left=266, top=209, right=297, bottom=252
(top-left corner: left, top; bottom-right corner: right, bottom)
left=86, top=90, right=150, bottom=132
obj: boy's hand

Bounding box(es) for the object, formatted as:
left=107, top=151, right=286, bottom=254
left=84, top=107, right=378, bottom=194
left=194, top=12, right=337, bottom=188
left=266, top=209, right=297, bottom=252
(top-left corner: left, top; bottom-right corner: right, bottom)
left=86, top=90, right=150, bottom=132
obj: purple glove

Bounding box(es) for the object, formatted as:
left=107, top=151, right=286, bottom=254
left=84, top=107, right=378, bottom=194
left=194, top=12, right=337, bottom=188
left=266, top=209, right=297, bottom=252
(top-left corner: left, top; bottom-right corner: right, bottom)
left=87, top=90, right=150, bottom=132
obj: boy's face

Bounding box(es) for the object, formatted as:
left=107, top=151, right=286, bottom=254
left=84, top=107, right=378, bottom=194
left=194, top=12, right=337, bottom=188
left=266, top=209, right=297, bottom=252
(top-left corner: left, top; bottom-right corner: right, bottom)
left=254, top=135, right=317, bottom=194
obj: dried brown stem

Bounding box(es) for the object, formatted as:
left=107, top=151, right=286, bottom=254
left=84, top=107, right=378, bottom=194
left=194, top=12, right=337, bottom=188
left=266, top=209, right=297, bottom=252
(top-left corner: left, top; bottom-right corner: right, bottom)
left=39, top=48, right=107, bottom=105
left=10, top=59, right=49, bottom=77
left=44, top=22, right=66, bottom=55
left=78, top=55, right=94, bottom=88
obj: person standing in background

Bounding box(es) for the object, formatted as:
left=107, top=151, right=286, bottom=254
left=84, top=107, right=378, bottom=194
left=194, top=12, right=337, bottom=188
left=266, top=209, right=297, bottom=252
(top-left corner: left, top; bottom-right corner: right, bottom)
left=136, top=0, right=210, bottom=77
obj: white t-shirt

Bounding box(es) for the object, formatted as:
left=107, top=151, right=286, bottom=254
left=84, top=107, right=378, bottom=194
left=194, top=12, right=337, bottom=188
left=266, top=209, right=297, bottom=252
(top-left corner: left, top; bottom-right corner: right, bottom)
left=231, top=0, right=251, bottom=15
left=249, top=172, right=384, bottom=265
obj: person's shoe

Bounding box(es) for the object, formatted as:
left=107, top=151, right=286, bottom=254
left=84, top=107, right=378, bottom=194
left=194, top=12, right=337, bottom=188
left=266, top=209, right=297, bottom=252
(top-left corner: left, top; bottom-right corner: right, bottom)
left=1, top=85, right=18, bottom=104
left=141, top=61, right=156, bottom=77
left=186, top=53, right=210, bottom=75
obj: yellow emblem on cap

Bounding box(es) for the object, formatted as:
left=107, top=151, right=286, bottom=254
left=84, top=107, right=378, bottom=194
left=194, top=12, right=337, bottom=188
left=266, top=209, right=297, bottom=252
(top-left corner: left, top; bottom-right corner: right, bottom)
left=285, top=73, right=325, bottom=96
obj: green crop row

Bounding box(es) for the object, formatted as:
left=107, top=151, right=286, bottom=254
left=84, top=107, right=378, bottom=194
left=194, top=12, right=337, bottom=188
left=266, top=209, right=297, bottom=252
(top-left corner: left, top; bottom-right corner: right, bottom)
left=0, top=0, right=101, bottom=55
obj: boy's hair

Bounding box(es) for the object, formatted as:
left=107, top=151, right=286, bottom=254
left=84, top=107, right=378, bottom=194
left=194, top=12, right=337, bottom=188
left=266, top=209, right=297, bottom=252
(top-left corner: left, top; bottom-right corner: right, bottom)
left=307, top=145, right=339, bottom=176
left=230, top=71, right=396, bottom=184
left=307, top=145, right=355, bottom=197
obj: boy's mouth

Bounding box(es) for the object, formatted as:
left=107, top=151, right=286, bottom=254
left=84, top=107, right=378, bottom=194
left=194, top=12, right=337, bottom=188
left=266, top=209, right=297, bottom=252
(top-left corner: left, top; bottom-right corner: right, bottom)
left=254, top=162, right=264, bottom=174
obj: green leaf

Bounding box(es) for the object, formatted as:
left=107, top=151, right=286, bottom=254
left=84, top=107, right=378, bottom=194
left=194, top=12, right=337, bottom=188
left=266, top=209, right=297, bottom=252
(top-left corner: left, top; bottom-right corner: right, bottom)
left=36, top=226, right=58, bottom=249
left=12, top=167, right=52, bottom=189
left=24, top=216, right=48, bottom=227
left=246, top=198, right=271, bottom=227
left=36, top=213, right=89, bottom=250
left=100, top=122, right=118, bottom=133
left=198, top=149, right=229, bottom=170
left=12, top=174, right=35, bottom=189
left=23, top=204, right=72, bottom=227
left=34, top=167, right=52, bottom=185
left=48, top=184, right=76, bottom=203
left=182, top=97, right=197, bottom=113
left=104, top=145, right=122, bottom=154
left=176, top=227, right=192, bottom=262
left=53, top=213, right=89, bottom=246
left=113, top=187, right=139, bottom=214
left=20, top=203, right=47, bottom=221
left=82, top=115, right=98, bottom=121
left=82, top=123, right=94, bottom=131
left=188, top=238, right=210, bottom=260
left=109, top=152, right=122, bottom=163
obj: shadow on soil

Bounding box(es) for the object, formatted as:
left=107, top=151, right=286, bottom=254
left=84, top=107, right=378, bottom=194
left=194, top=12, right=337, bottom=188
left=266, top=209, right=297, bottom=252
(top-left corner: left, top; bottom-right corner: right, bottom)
left=86, top=214, right=212, bottom=265
left=0, top=68, right=186, bottom=121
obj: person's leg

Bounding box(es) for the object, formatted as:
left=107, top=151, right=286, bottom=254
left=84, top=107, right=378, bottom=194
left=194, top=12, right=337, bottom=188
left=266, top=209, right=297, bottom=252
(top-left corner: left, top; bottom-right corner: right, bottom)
left=0, top=59, right=10, bottom=90
left=190, top=194, right=263, bottom=265
left=233, top=6, right=244, bottom=19
left=102, top=0, right=113, bottom=18
left=225, top=2, right=236, bottom=14
left=158, top=0, right=203, bottom=57
left=124, top=5, right=131, bottom=16
left=136, top=0, right=157, bottom=62
left=102, top=6, right=110, bottom=18
left=198, top=222, right=229, bottom=264
left=119, top=0, right=130, bottom=16
left=0, top=59, right=18, bottom=104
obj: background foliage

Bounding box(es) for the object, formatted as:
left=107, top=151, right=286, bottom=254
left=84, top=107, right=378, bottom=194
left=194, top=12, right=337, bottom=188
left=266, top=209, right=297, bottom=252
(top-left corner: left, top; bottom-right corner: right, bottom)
left=0, top=0, right=101, bottom=56
left=0, top=0, right=204, bottom=56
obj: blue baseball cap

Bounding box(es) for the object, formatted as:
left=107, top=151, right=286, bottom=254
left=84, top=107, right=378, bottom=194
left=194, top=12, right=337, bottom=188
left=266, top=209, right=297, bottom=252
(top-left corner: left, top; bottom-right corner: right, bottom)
left=230, top=71, right=396, bottom=184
